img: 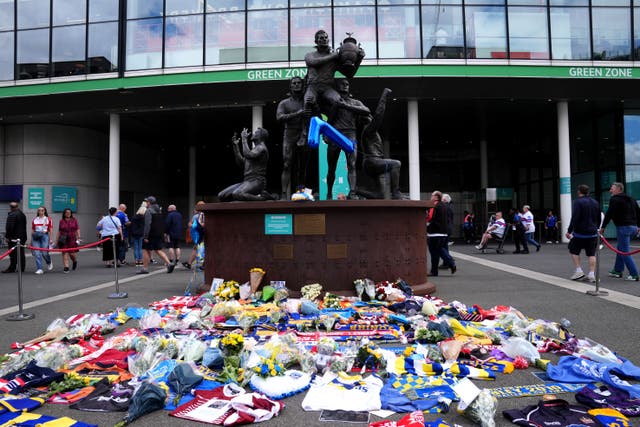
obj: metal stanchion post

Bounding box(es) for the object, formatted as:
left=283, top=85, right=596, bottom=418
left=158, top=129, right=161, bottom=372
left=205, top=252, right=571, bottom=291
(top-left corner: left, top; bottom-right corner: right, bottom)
left=7, top=239, right=35, bottom=321
left=108, top=235, right=127, bottom=299
left=587, top=234, right=608, bottom=297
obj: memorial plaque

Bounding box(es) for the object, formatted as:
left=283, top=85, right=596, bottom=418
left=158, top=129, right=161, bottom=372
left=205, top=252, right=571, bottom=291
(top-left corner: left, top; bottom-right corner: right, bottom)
left=273, top=244, right=294, bottom=259
left=294, top=213, right=326, bottom=235
left=327, top=243, right=348, bottom=259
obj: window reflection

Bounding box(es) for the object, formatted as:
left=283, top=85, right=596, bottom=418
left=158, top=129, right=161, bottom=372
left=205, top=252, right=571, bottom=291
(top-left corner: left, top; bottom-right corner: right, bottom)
left=206, top=11, right=245, bottom=64
left=290, top=8, right=332, bottom=61
left=0, top=0, right=14, bottom=31
left=635, top=8, right=640, bottom=60
left=17, top=0, right=49, bottom=29
left=550, top=6, right=590, bottom=60
left=248, top=0, right=288, bottom=10
left=127, top=0, right=163, bottom=19
left=126, top=18, right=163, bottom=70
left=88, top=21, right=117, bottom=72
left=378, top=6, right=420, bottom=59
left=508, top=6, right=549, bottom=59
left=165, top=14, right=203, bottom=67
left=334, top=0, right=374, bottom=5
left=166, top=0, right=202, bottom=15
left=52, top=25, right=86, bottom=76
left=53, top=0, right=85, bottom=26
left=89, top=0, right=119, bottom=22
left=16, top=28, right=49, bottom=79
left=592, top=7, right=630, bottom=61
left=465, top=0, right=504, bottom=4
left=290, top=0, right=330, bottom=6
left=422, top=5, right=464, bottom=59
left=465, top=6, right=506, bottom=59
left=247, top=9, right=288, bottom=62
left=0, top=31, right=14, bottom=80
left=334, top=6, right=376, bottom=60
left=549, top=0, right=588, bottom=4
left=206, top=0, right=244, bottom=12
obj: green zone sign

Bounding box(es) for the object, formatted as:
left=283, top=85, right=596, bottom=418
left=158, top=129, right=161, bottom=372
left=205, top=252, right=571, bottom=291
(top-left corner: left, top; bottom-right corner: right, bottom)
left=1, top=64, right=640, bottom=99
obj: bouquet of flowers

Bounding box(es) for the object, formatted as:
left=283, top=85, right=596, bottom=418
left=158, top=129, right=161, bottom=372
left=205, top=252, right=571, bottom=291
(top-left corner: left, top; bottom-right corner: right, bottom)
left=220, top=333, right=244, bottom=356
left=215, top=280, right=240, bottom=300
left=300, top=283, right=323, bottom=301
left=250, top=267, right=266, bottom=294
left=252, top=356, right=285, bottom=378
left=355, top=341, right=387, bottom=375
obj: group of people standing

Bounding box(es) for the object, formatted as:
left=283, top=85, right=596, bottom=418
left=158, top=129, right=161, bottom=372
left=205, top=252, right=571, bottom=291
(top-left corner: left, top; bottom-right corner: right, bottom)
left=473, top=205, right=542, bottom=254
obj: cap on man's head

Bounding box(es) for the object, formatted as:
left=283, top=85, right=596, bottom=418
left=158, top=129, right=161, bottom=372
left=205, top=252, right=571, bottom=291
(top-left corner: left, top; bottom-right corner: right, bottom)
left=145, top=196, right=157, bottom=204
left=523, top=205, right=530, bottom=210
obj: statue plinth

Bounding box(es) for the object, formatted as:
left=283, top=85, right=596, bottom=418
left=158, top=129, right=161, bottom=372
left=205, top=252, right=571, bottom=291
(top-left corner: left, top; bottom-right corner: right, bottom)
left=199, top=200, right=436, bottom=296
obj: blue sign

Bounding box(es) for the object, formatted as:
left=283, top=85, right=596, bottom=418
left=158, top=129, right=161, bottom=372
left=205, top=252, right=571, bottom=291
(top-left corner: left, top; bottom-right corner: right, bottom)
left=559, top=177, right=571, bottom=195
left=265, top=214, right=292, bottom=235
left=52, top=186, right=77, bottom=212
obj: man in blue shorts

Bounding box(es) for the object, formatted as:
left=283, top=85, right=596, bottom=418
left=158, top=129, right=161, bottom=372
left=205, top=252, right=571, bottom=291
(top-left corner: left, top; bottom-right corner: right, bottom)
left=137, top=196, right=175, bottom=275
left=566, top=184, right=601, bottom=282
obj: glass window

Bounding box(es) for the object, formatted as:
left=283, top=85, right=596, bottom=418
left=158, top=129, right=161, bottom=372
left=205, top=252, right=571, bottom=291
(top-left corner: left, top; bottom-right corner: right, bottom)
left=378, top=6, right=420, bottom=59
left=422, top=5, right=464, bottom=59
left=0, top=31, right=14, bottom=80
left=549, top=0, right=587, bottom=4
left=635, top=8, right=640, bottom=60
left=206, top=11, right=245, bottom=64
left=53, top=0, right=85, bottom=25
left=465, top=0, right=505, bottom=4
left=127, top=0, right=162, bottom=19
left=126, top=18, right=162, bottom=70
left=334, top=6, right=376, bottom=60
left=624, top=115, right=640, bottom=165
left=507, top=0, right=545, bottom=3
left=0, top=0, right=14, bottom=31
left=465, top=6, right=506, bottom=59
left=52, top=24, right=86, bottom=76
left=379, top=0, right=418, bottom=4
left=165, top=14, right=203, bottom=67
left=508, top=6, right=549, bottom=59
left=247, top=9, right=288, bottom=62
left=206, top=0, right=244, bottom=12
left=592, top=7, right=630, bottom=61
left=248, top=0, right=288, bottom=9
left=166, top=0, right=202, bottom=15
left=550, top=6, right=590, bottom=60
left=593, top=0, right=629, bottom=5
left=88, top=21, right=118, bottom=72
left=290, top=0, right=329, bottom=5
left=16, top=28, right=49, bottom=79
left=422, top=0, right=461, bottom=3
left=334, top=0, right=374, bottom=5
left=90, top=0, right=119, bottom=22
left=17, top=0, right=49, bottom=29
left=290, top=8, right=332, bottom=61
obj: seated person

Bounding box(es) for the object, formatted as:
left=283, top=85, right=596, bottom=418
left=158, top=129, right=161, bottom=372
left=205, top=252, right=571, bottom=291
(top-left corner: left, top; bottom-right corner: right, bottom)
left=475, top=211, right=506, bottom=250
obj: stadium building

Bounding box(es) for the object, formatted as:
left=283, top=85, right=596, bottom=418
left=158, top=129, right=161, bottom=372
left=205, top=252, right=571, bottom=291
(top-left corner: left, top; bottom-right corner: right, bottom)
left=1, top=0, right=640, bottom=238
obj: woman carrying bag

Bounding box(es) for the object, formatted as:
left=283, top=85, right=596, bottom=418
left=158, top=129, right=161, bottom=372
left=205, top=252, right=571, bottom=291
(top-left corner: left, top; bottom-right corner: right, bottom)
left=31, top=206, right=53, bottom=274
left=97, top=207, right=123, bottom=267
left=56, top=208, right=81, bottom=273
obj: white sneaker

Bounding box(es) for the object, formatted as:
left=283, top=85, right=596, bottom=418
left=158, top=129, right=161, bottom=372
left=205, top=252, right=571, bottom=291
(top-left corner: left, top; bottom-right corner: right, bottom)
left=586, top=275, right=596, bottom=283
left=570, top=271, right=585, bottom=280
left=35, top=269, right=44, bottom=275
left=475, top=245, right=482, bottom=250
left=47, top=262, right=53, bottom=271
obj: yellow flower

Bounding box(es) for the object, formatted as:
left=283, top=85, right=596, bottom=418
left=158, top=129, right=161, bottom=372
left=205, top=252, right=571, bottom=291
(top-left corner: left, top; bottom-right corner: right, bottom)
left=403, top=347, right=414, bottom=357
left=270, top=369, right=277, bottom=376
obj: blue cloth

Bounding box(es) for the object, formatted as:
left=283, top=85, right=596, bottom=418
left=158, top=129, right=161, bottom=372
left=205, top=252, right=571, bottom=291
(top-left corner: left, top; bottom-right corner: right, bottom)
left=380, top=379, right=449, bottom=413
left=525, top=232, right=540, bottom=249
left=307, top=116, right=355, bottom=153
left=115, top=211, right=129, bottom=237
left=613, top=224, right=639, bottom=276
left=547, top=355, right=640, bottom=398
left=165, top=210, right=183, bottom=240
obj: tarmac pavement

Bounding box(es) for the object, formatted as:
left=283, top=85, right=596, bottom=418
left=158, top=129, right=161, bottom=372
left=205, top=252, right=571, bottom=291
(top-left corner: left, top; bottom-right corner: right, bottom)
left=0, top=240, right=639, bottom=427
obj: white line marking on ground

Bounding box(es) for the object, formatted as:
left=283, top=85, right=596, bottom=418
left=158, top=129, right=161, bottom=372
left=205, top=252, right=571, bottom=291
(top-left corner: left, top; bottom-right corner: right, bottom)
left=0, top=269, right=165, bottom=317
left=452, top=251, right=640, bottom=310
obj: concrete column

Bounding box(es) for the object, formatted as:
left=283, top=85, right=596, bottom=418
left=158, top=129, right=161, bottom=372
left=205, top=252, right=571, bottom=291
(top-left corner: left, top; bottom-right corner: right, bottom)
left=108, top=113, right=120, bottom=208
left=480, top=138, right=488, bottom=190
left=252, top=105, right=263, bottom=130
left=407, top=99, right=420, bottom=200
left=557, top=100, right=572, bottom=243
left=188, top=145, right=196, bottom=211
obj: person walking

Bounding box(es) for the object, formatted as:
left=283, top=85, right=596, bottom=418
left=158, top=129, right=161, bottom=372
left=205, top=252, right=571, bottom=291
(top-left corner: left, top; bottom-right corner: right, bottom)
left=427, top=190, right=456, bottom=276
left=3, top=201, right=27, bottom=273
left=138, top=196, right=175, bottom=274
left=544, top=210, right=559, bottom=244
left=31, top=206, right=53, bottom=274
left=56, top=208, right=80, bottom=273
left=462, top=211, right=475, bottom=244
left=115, top=204, right=131, bottom=265
left=511, top=207, right=529, bottom=254
left=97, top=207, right=123, bottom=268
left=165, top=204, right=183, bottom=265
left=521, top=205, right=541, bottom=252
left=183, top=201, right=205, bottom=270
left=600, top=182, right=640, bottom=281
left=130, top=203, right=146, bottom=267
left=566, top=185, right=601, bottom=282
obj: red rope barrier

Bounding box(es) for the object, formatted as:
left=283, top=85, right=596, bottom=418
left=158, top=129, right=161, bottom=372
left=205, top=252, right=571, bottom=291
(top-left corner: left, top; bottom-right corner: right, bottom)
left=599, top=234, right=640, bottom=256
left=0, top=246, right=15, bottom=260
left=26, top=237, right=111, bottom=253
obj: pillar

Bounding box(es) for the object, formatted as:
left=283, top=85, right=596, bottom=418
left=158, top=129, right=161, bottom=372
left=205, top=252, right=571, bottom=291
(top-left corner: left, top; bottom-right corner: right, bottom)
left=252, top=105, right=263, bottom=130
left=108, top=113, right=120, bottom=208
left=189, top=145, right=196, bottom=211
left=557, top=100, right=571, bottom=243
left=407, top=99, right=420, bottom=200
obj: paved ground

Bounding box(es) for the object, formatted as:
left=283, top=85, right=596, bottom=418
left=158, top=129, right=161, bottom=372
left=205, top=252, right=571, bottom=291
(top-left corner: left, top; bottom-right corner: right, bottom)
left=0, top=239, right=639, bottom=427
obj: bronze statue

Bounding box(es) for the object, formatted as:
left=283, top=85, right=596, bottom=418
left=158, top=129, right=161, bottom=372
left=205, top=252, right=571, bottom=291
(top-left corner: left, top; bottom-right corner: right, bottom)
left=326, top=79, right=370, bottom=200
left=277, top=77, right=308, bottom=200
left=360, top=88, right=403, bottom=200
left=218, top=128, right=272, bottom=202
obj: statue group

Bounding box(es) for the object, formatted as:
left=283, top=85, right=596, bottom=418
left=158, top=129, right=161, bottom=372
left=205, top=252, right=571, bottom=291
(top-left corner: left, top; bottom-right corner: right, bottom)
left=219, top=30, right=402, bottom=202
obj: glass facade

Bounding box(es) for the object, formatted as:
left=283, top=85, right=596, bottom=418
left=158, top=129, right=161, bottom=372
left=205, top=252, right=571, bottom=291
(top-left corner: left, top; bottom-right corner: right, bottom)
left=1, top=1, right=640, bottom=81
